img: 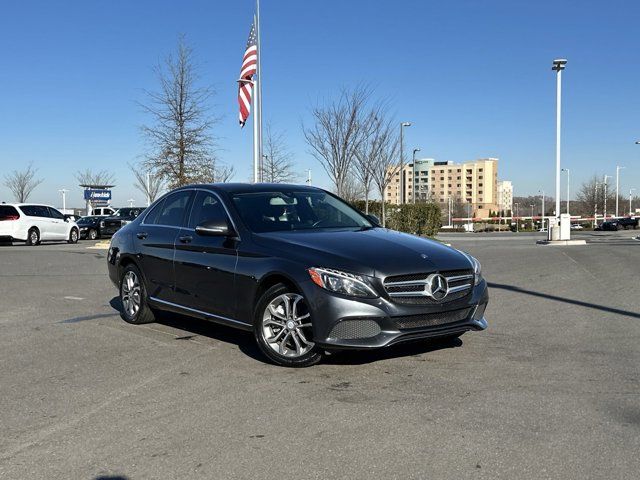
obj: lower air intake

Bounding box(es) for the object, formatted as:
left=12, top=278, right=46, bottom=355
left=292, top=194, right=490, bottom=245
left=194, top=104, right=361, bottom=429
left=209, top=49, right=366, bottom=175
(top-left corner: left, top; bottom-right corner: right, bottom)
left=392, top=308, right=472, bottom=330
left=328, top=319, right=382, bottom=340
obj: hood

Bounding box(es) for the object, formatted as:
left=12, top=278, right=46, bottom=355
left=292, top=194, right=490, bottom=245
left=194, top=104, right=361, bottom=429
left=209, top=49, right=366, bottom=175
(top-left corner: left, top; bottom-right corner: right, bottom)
left=253, top=228, right=472, bottom=278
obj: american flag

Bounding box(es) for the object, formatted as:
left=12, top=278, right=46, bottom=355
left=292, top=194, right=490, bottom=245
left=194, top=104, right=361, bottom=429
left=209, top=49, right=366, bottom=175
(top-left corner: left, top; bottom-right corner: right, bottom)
left=238, top=18, right=258, bottom=127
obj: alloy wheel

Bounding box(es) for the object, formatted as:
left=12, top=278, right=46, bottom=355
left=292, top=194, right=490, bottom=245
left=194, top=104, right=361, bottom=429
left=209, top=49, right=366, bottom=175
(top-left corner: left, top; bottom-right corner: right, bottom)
left=121, top=271, right=141, bottom=318
left=261, top=293, right=314, bottom=358
left=30, top=230, right=38, bottom=244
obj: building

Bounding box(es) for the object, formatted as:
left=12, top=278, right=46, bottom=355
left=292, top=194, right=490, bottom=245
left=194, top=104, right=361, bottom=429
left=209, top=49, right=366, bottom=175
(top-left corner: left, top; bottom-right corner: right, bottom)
left=429, top=158, right=499, bottom=218
left=385, top=158, right=450, bottom=204
left=497, top=180, right=513, bottom=214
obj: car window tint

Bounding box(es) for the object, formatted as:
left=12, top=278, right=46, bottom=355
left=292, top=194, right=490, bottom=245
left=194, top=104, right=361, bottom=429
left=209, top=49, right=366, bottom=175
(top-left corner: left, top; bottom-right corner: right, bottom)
left=48, top=207, right=65, bottom=219
left=157, top=191, right=192, bottom=227
left=0, top=205, right=19, bottom=219
left=143, top=199, right=165, bottom=225
left=19, top=205, right=38, bottom=216
left=23, top=205, right=50, bottom=218
left=188, top=191, right=227, bottom=229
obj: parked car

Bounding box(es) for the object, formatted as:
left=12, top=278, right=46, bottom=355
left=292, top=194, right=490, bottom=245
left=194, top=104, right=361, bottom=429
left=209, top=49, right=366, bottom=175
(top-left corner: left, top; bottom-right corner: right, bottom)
left=617, top=217, right=638, bottom=229
left=90, top=206, right=116, bottom=217
left=107, top=184, right=488, bottom=367
left=100, top=207, right=146, bottom=237
left=570, top=224, right=584, bottom=230
left=77, top=216, right=103, bottom=240
left=0, top=203, right=79, bottom=245
left=595, top=221, right=620, bottom=231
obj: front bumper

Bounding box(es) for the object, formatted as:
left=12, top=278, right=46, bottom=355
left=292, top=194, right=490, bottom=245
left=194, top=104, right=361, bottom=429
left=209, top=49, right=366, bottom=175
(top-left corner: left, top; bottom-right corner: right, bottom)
left=301, top=278, right=489, bottom=350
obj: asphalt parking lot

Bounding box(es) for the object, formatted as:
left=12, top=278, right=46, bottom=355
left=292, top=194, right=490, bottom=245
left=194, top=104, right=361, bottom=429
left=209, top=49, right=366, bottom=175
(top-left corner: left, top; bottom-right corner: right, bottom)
left=1, top=231, right=639, bottom=479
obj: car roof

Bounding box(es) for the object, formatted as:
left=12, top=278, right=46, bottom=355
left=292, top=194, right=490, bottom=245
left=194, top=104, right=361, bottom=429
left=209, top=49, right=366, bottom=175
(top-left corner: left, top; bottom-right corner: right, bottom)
left=175, top=183, right=324, bottom=194
left=4, top=203, right=55, bottom=208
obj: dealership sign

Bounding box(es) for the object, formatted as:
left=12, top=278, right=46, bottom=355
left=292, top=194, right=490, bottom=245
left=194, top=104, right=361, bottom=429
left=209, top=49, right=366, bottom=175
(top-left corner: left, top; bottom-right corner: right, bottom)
left=84, top=189, right=112, bottom=201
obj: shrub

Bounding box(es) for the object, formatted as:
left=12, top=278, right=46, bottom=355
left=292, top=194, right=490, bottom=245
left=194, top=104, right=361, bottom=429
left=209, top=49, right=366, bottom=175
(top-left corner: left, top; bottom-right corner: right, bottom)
left=352, top=200, right=441, bottom=237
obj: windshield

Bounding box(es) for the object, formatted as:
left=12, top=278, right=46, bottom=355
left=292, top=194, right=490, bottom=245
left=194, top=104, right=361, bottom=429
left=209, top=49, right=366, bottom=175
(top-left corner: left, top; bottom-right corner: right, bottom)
left=232, top=190, right=372, bottom=233
left=77, top=216, right=97, bottom=224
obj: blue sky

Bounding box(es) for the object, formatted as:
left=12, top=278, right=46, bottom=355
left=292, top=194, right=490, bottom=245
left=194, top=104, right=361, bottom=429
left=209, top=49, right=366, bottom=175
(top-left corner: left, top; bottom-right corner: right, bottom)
left=0, top=0, right=638, bottom=208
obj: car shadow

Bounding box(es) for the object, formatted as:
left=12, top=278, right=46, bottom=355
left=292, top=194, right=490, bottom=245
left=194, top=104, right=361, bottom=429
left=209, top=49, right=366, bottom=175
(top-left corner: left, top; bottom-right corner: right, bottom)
left=109, top=297, right=462, bottom=366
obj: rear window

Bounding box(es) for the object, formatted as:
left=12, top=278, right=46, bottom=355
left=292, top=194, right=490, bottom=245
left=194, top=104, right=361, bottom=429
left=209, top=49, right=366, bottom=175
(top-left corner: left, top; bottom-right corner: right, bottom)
left=0, top=205, right=19, bottom=220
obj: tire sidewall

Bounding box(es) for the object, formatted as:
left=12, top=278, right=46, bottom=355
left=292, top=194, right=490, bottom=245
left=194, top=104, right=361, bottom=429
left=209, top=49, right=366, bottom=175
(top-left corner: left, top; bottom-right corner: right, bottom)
left=27, top=228, right=39, bottom=246
left=69, top=228, right=79, bottom=243
left=119, top=264, right=153, bottom=324
left=253, top=283, right=322, bottom=368
left=89, top=229, right=97, bottom=240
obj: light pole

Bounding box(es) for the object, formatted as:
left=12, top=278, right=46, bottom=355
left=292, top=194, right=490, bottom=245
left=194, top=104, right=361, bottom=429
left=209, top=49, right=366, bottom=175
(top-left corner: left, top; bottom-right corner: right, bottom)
left=538, top=190, right=545, bottom=231
left=128, top=198, right=135, bottom=207
left=58, top=189, right=69, bottom=212
left=399, top=122, right=411, bottom=204
left=603, top=175, right=611, bottom=221
left=593, top=182, right=599, bottom=228
left=447, top=196, right=452, bottom=227
left=412, top=148, right=420, bottom=203
left=514, top=202, right=519, bottom=233
left=561, top=168, right=570, bottom=215
left=306, top=169, right=312, bottom=185
left=530, top=204, right=534, bottom=225
left=630, top=188, right=636, bottom=216
left=615, top=165, right=625, bottom=217
left=467, top=201, right=472, bottom=231
left=552, top=59, right=567, bottom=226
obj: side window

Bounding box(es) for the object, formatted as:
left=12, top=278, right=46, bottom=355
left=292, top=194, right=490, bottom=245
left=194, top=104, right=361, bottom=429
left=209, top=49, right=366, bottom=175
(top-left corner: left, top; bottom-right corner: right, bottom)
left=143, top=199, right=166, bottom=225
left=20, top=205, right=37, bottom=216
left=188, top=191, right=227, bottom=229
left=156, top=191, right=193, bottom=227
left=48, top=207, right=65, bottom=219
left=32, top=206, right=50, bottom=218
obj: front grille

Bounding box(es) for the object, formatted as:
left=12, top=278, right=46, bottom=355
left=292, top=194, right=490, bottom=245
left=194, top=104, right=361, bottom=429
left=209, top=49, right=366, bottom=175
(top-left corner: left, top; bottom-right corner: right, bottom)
left=105, top=221, right=122, bottom=228
left=328, top=319, right=382, bottom=340
left=392, top=308, right=471, bottom=330
left=384, top=269, right=474, bottom=305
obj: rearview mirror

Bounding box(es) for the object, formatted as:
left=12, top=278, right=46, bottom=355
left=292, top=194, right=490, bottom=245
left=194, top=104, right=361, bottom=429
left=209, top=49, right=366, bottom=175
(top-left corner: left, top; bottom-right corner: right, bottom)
left=195, top=219, right=233, bottom=237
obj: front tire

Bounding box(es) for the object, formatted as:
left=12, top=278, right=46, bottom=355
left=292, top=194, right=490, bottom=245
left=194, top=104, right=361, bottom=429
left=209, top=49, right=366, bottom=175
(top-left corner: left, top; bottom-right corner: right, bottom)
left=88, top=228, right=98, bottom=240
left=119, top=264, right=156, bottom=325
left=253, top=284, right=322, bottom=367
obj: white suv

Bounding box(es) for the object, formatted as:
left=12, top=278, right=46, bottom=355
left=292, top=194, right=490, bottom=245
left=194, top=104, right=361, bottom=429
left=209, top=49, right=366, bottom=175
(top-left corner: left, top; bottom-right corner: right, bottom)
left=90, top=206, right=115, bottom=216
left=0, top=203, right=80, bottom=245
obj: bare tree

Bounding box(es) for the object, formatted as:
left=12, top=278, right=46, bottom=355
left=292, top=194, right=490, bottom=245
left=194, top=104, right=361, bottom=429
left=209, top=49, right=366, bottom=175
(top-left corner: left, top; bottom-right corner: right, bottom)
left=212, top=162, right=235, bottom=183
left=3, top=162, right=43, bottom=202
left=303, top=86, right=371, bottom=197
left=140, top=36, right=219, bottom=188
left=354, top=104, right=388, bottom=214
left=574, top=175, right=615, bottom=218
left=130, top=164, right=165, bottom=205
left=262, top=124, right=297, bottom=183
left=341, top=173, right=365, bottom=203
left=367, top=117, right=399, bottom=226
left=75, top=168, right=115, bottom=186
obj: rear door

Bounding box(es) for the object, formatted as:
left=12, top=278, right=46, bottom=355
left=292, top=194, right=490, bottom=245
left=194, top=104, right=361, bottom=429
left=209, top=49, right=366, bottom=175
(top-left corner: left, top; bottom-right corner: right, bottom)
left=20, top=205, right=55, bottom=240
left=135, top=190, right=194, bottom=303
left=173, top=189, right=238, bottom=319
left=0, top=205, right=20, bottom=238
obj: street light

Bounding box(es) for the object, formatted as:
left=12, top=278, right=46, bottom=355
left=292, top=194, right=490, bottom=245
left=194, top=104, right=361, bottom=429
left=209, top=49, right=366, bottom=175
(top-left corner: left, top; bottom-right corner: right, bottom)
left=552, top=58, right=567, bottom=227
left=530, top=204, right=534, bottom=220
left=561, top=168, right=570, bottom=215
left=603, top=175, right=611, bottom=221
left=58, top=189, right=69, bottom=213
left=412, top=148, right=420, bottom=204
left=514, top=202, right=520, bottom=233
left=399, top=122, right=411, bottom=204
left=630, top=188, right=636, bottom=216
left=538, top=190, right=545, bottom=232
left=616, top=165, right=625, bottom=218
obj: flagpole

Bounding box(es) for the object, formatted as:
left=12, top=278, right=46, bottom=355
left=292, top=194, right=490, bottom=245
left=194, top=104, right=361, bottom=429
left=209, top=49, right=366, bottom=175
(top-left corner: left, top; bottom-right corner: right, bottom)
left=257, top=0, right=263, bottom=182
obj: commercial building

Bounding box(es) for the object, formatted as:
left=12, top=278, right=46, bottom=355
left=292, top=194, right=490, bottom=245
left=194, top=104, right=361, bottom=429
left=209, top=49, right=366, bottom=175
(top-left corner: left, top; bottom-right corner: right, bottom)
left=383, top=157, right=508, bottom=219
left=497, top=180, right=513, bottom=214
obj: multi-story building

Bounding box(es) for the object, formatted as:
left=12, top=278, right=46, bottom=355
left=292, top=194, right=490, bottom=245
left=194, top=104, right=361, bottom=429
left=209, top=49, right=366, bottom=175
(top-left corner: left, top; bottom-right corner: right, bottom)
left=384, top=157, right=505, bottom=218
left=385, top=158, right=450, bottom=204
left=429, top=158, right=499, bottom=218
left=497, top=180, right=513, bottom=214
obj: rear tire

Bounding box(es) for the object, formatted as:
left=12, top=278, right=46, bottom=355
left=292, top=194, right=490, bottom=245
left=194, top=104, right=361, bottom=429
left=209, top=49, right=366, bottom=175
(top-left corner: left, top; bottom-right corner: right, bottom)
left=119, top=264, right=156, bottom=325
left=26, top=228, right=39, bottom=246
left=253, top=283, right=322, bottom=367
left=68, top=228, right=79, bottom=244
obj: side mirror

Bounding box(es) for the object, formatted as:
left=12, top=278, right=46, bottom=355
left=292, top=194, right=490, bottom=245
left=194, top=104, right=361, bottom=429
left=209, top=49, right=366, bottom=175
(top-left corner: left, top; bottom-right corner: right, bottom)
left=195, top=219, right=233, bottom=237
left=365, top=214, right=381, bottom=226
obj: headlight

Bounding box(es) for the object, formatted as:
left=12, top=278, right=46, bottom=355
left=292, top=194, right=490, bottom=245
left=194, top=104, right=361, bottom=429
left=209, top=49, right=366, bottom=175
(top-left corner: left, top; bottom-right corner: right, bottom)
left=308, top=267, right=378, bottom=298
left=461, top=252, right=482, bottom=285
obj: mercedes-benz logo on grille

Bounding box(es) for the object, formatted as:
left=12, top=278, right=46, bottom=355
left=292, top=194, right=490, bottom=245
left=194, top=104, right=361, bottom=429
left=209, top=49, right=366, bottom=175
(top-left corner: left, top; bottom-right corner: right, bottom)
left=425, top=274, right=449, bottom=300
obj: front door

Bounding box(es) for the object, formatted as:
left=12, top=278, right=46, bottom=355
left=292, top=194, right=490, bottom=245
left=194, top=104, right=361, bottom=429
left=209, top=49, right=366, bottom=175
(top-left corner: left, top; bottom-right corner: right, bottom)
left=173, top=190, right=238, bottom=320
left=47, top=207, right=69, bottom=239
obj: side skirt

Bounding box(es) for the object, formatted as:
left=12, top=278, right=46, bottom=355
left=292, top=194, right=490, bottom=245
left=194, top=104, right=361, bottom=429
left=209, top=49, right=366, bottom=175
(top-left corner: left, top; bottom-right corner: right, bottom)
left=148, top=297, right=253, bottom=332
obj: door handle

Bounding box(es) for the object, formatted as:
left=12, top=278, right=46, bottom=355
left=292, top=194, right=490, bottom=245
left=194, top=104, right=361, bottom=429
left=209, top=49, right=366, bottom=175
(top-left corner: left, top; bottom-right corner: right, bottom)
left=136, top=232, right=148, bottom=239
left=179, top=235, right=193, bottom=244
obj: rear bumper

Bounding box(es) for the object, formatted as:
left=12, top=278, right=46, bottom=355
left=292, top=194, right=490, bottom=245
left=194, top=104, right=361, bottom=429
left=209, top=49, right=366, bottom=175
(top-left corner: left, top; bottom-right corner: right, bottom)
left=302, top=279, right=489, bottom=350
